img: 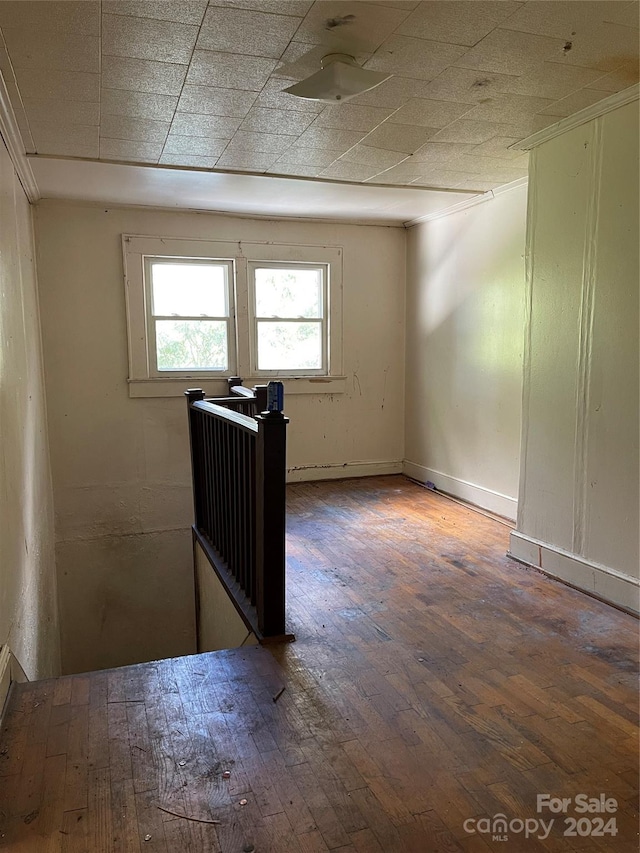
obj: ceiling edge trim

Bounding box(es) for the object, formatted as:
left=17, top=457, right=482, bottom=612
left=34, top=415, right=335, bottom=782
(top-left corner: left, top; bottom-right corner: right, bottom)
left=403, top=177, right=528, bottom=228
left=512, top=83, right=640, bottom=151
left=0, top=70, right=39, bottom=202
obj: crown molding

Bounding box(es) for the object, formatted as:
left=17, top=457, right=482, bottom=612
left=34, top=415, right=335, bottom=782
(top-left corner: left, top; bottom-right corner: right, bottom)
left=404, top=176, right=528, bottom=227
left=512, top=83, right=639, bottom=152
left=0, top=70, right=39, bottom=202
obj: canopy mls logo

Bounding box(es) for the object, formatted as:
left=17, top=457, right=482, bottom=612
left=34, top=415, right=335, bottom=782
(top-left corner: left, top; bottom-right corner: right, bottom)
left=462, top=814, right=554, bottom=842
left=463, top=794, right=619, bottom=842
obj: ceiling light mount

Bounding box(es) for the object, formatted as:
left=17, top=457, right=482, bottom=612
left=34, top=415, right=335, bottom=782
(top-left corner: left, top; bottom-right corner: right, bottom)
left=283, top=54, right=392, bottom=104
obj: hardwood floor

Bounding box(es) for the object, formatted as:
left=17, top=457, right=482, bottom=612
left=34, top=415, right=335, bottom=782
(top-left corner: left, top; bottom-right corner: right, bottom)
left=0, top=475, right=638, bottom=852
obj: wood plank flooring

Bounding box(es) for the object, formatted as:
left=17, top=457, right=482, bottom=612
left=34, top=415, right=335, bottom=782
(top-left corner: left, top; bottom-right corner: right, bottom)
left=0, top=475, right=638, bottom=852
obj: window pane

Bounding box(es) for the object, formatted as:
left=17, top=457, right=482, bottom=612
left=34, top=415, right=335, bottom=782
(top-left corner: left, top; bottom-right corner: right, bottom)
left=257, top=321, right=322, bottom=370
left=156, top=320, right=228, bottom=371
left=255, top=267, right=322, bottom=318
left=151, top=263, right=227, bottom=316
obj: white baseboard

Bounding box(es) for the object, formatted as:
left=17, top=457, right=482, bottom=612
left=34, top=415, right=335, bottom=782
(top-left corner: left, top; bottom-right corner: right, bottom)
left=509, top=530, right=640, bottom=615
left=403, top=460, right=517, bottom=520
left=287, top=460, right=403, bottom=483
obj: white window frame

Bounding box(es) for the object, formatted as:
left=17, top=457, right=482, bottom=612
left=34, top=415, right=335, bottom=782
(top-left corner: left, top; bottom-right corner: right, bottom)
left=123, top=235, right=344, bottom=398
left=248, top=260, right=329, bottom=378
left=144, top=256, right=236, bottom=377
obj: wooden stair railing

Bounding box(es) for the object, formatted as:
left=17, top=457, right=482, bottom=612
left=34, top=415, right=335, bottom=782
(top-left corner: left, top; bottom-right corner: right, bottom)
left=185, top=381, right=293, bottom=642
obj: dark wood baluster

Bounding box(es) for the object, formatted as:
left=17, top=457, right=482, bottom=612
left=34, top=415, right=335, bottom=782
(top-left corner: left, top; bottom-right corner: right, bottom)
left=214, top=418, right=222, bottom=556
left=249, top=433, right=257, bottom=606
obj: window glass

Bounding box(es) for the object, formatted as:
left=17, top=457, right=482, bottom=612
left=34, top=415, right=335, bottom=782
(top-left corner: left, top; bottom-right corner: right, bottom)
left=257, top=321, right=322, bottom=371
left=151, top=262, right=227, bottom=317
left=155, top=320, right=228, bottom=371
left=255, top=267, right=322, bottom=319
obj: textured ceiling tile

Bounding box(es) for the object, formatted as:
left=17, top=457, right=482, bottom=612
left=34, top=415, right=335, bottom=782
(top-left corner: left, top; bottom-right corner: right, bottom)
left=177, top=85, right=256, bottom=117
left=293, top=2, right=411, bottom=53
left=31, top=120, right=99, bottom=148
left=267, top=163, right=322, bottom=177
left=362, top=122, right=436, bottom=153
left=432, top=118, right=515, bottom=144
left=225, top=130, right=293, bottom=153
left=397, top=1, right=523, bottom=47
left=208, top=1, right=313, bottom=15
left=13, top=68, right=100, bottom=102
left=410, top=170, right=484, bottom=187
left=339, top=144, right=407, bottom=168
left=349, top=75, right=440, bottom=108
left=389, top=98, right=474, bottom=128
left=100, top=138, right=163, bottom=161
left=102, top=55, right=187, bottom=95
left=274, top=42, right=337, bottom=78
left=539, top=88, right=608, bottom=118
left=100, top=114, right=170, bottom=143
left=251, top=77, right=325, bottom=113
left=453, top=178, right=501, bottom=190
left=375, top=1, right=421, bottom=9
left=602, top=1, right=640, bottom=28
left=277, top=146, right=343, bottom=166
left=499, top=1, right=626, bottom=40
left=414, top=66, right=517, bottom=104
left=367, top=35, right=467, bottom=80
left=364, top=172, right=413, bottom=185
left=412, top=141, right=491, bottom=164
left=163, top=134, right=229, bottom=156
left=295, top=126, right=367, bottom=150
left=456, top=158, right=528, bottom=182
left=1, top=28, right=99, bottom=73
left=101, top=89, right=179, bottom=121
left=496, top=61, right=605, bottom=99
left=311, top=104, right=394, bottom=132
left=319, top=162, right=383, bottom=182
left=160, top=153, right=218, bottom=168
left=215, top=150, right=280, bottom=170
left=186, top=50, right=276, bottom=90
left=102, top=1, right=208, bottom=25
left=239, top=107, right=316, bottom=135
left=171, top=113, right=242, bottom=138
left=463, top=93, right=554, bottom=124
left=550, top=23, right=640, bottom=72
left=455, top=28, right=567, bottom=75
left=471, top=135, right=526, bottom=160
left=32, top=138, right=100, bottom=158
left=22, top=99, right=100, bottom=126
left=102, top=14, right=199, bottom=65
left=0, top=1, right=99, bottom=35
left=589, top=60, right=640, bottom=92
left=198, top=7, right=302, bottom=59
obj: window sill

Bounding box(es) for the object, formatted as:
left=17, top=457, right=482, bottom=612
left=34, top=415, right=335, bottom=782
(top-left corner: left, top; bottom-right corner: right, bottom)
left=128, top=376, right=347, bottom=399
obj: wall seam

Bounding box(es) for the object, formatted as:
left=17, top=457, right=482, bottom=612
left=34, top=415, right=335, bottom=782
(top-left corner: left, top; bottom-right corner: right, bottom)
left=515, top=149, right=537, bottom=530
left=572, top=118, right=603, bottom=555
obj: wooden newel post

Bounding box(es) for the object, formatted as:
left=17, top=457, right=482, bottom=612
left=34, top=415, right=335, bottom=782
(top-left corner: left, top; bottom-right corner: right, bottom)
left=185, top=389, right=206, bottom=526
left=255, top=400, right=289, bottom=637
left=254, top=384, right=268, bottom=413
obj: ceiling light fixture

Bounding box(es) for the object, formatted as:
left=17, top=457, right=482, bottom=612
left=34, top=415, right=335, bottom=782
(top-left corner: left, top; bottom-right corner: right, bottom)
left=283, top=54, right=392, bottom=104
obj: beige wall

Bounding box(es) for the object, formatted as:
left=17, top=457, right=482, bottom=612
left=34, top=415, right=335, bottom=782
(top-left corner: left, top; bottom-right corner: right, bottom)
left=34, top=201, right=405, bottom=673
left=195, top=542, right=258, bottom=653
left=404, top=185, right=527, bottom=519
left=511, top=99, right=639, bottom=612
left=0, top=141, right=59, bottom=679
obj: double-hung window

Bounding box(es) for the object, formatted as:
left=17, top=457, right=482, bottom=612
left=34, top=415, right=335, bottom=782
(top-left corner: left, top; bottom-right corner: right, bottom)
left=250, top=262, right=327, bottom=375
left=145, top=258, right=234, bottom=374
left=123, top=236, right=343, bottom=397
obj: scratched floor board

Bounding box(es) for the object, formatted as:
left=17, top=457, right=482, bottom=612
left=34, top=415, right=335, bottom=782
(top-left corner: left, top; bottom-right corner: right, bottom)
left=0, top=476, right=637, bottom=851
